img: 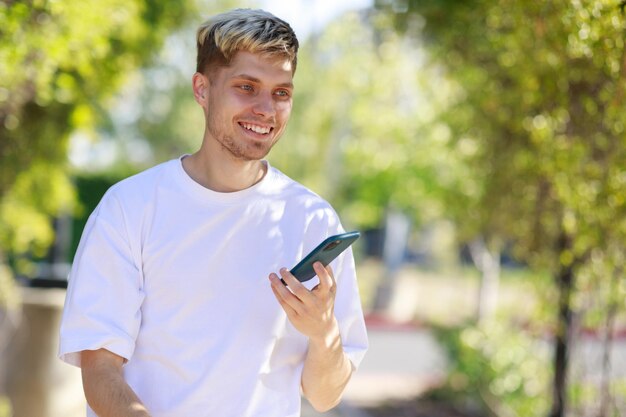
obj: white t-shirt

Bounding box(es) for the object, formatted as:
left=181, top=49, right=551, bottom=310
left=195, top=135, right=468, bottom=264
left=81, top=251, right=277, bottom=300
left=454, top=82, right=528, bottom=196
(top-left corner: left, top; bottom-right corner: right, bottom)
left=59, top=156, right=368, bottom=417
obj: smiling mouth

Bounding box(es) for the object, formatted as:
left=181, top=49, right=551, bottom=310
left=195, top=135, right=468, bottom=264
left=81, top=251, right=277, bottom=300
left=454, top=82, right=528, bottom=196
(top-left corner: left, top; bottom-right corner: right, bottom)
left=239, top=122, right=273, bottom=135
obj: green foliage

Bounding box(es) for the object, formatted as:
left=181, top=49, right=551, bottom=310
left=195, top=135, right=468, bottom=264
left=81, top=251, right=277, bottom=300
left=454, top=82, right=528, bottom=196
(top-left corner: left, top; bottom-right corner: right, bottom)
left=135, top=77, right=205, bottom=163
left=375, top=0, right=626, bottom=414
left=0, top=0, right=196, bottom=275
left=433, top=321, right=551, bottom=417
left=0, top=162, right=75, bottom=262
left=0, top=262, right=18, bottom=309
left=269, top=12, right=466, bottom=229
left=379, top=0, right=626, bottom=269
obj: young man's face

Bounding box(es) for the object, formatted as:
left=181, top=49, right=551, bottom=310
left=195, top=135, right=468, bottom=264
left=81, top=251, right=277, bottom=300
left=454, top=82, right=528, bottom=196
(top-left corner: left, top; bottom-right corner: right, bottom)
left=200, top=51, right=294, bottom=161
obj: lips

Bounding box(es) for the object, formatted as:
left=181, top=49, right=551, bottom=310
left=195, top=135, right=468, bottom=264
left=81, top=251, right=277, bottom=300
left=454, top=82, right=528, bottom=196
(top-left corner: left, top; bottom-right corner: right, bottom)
left=239, top=122, right=273, bottom=135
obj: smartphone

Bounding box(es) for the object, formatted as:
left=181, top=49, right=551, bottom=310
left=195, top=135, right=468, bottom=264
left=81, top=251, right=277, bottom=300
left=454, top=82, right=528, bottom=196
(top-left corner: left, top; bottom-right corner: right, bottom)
left=285, top=231, right=360, bottom=284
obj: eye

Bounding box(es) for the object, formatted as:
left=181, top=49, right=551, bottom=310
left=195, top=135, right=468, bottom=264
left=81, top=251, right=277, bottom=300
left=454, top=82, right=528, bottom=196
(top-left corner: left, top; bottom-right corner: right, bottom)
left=239, top=84, right=254, bottom=92
left=274, top=89, right=291, bottom=98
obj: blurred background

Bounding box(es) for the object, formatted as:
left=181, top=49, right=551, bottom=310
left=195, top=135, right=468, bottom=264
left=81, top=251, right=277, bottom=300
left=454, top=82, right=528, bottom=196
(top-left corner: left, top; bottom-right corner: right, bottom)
left=1, top=0, right=626, bottom=416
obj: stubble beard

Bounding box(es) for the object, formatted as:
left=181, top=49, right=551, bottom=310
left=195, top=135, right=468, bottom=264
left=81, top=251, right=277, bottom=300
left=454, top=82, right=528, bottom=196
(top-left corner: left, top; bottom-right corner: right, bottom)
left=207, top=114, right=279, bottom=162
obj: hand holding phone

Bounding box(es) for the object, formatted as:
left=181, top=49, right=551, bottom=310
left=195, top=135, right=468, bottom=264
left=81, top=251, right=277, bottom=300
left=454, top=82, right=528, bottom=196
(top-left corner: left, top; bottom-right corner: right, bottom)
left=285, top=231, right=360, bottom=284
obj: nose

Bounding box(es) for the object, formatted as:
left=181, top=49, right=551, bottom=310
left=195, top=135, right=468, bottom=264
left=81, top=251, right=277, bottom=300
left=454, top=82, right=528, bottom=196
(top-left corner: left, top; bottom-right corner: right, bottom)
left=252, top=92, right=276, bottom=118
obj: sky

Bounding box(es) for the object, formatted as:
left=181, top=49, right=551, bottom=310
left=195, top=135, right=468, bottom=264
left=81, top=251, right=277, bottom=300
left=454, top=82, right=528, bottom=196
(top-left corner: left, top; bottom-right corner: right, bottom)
left=261, top=0, right=373, bottom=40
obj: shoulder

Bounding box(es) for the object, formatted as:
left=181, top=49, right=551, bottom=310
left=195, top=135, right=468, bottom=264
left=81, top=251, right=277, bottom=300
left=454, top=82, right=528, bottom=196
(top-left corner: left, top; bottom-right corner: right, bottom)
left=268, top=166, right=342, bottom=229
left=94, top=159, right=177, bottom=224
left=105, top=159, right=176, bottom=204
left=269, top=167, right=332, bottom=208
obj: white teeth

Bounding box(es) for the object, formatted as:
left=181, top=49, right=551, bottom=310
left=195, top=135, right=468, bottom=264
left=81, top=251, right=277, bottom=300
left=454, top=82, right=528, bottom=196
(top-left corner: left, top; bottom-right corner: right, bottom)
left=241, top=122, right=271, bottom=134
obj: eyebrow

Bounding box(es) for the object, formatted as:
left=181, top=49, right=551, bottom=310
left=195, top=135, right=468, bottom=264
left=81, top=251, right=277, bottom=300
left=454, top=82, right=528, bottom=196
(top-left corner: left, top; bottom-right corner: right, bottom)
left=232, top=74, right=294, bottom=89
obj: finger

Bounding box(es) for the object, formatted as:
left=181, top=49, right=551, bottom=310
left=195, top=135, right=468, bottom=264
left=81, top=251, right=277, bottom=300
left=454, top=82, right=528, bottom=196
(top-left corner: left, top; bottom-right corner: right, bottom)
left=270, top=276, right=298, bottom=316
left=280, top=268, right=314, bottom=302
left=269, top=273, right=303, bottom=312
left=314, top=262, right=335, bottom=293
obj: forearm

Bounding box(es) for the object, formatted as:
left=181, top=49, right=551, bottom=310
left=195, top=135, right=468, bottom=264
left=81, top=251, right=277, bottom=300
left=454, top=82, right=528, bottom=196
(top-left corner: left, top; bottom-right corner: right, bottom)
left=301, top=319, right=353, bottom=412
left=81, top=351, right=151, bottom=417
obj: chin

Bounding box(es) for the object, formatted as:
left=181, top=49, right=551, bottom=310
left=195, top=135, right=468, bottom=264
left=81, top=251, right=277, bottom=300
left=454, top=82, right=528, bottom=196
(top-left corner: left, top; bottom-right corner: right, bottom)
left=243, top=137, right=279, bottom=159
left=233, top=144, right=273, bottom=161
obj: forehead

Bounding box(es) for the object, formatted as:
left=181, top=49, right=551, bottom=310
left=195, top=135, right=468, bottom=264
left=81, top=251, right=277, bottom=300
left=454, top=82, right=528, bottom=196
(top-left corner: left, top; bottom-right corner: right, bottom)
left=220, top=51, right=294, bottom=84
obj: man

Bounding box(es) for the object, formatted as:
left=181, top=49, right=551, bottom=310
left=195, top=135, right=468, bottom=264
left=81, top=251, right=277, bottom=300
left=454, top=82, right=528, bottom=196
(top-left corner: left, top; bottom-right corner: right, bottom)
left=59, top=8, right=368, bottom=417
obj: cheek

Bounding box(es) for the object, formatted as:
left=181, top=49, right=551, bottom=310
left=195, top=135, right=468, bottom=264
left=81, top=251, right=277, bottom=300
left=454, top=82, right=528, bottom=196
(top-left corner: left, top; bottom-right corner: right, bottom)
left=276, top=103, right=292, bottom=122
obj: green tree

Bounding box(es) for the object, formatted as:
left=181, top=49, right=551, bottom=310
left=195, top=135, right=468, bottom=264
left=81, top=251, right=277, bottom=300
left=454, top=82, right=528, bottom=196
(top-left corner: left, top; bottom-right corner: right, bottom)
left=0, top=0, right=196, bottom=276
left=377, top=1, right=626, bottom=416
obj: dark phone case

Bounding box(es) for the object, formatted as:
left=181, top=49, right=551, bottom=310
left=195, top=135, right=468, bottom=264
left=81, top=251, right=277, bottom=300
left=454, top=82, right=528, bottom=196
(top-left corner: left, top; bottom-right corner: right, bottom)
left=288, top=231, right=360, bottom=283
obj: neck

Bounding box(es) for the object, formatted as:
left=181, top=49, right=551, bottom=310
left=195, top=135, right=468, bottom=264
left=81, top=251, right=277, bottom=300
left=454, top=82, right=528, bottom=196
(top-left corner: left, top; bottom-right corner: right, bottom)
left=182, top=144, right=267, bottom=193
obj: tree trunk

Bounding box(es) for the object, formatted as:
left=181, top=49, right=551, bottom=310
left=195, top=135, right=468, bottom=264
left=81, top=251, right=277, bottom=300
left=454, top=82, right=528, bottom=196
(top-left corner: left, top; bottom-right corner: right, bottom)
left=597, top=267, right=620, bottom=417
left=549, top=233, right=575, bottom=417
left=468, top=237, right=500, bottom=323
left=372, top=209, right=411, bottom=312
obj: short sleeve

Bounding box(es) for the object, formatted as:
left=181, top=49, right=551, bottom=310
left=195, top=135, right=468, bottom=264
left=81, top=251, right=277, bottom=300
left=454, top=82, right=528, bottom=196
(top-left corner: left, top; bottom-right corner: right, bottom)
left=58, top=190, right=145, bottom=367
left=305, top=205, right=369, bottom=369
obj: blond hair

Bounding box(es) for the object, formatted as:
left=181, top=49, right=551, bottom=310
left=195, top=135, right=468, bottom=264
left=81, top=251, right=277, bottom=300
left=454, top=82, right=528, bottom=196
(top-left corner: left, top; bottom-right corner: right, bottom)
left=196, top=9, right=299, bottom=75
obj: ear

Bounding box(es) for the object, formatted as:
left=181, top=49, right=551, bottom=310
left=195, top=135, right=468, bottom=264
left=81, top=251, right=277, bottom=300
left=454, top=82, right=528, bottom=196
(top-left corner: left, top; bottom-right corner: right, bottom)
left=192, top=72, right=209, bottom=106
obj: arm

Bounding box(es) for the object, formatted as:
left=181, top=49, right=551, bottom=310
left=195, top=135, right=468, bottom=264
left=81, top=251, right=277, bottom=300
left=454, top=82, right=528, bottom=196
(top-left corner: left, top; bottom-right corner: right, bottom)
left=269, top=263, right=353, bottom=412
left=300, top=317, right=353, bottom=411
left=81, top=349, right=151, bottom=417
